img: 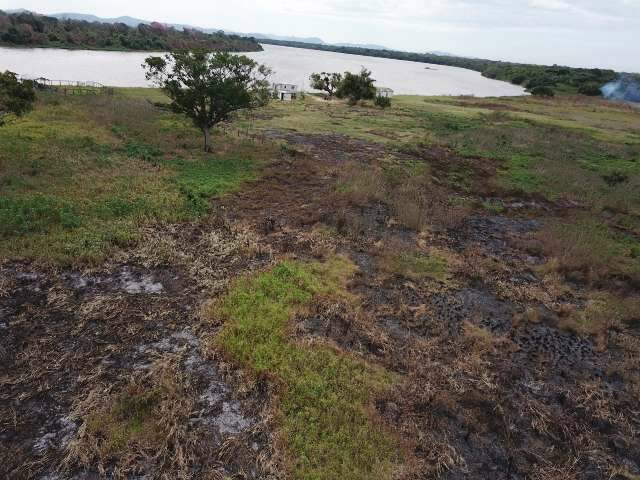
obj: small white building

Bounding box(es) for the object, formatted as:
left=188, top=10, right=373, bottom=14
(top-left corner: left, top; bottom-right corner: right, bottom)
left=273, top=83, right=299, bottom=101
left=376, top=87, right=394, bottom=98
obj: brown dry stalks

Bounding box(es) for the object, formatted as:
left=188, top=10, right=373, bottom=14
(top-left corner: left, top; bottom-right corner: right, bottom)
left=388, top=181, right=469, bottom=233
left=63, top=357, right=207, bottom=479
left=529, top=457, right=580, bottom=480
left=293, top=297, right=391, bottom=357
left=336, top=160, right=470, bottom=233
left=535, top=220, right=627, bottom=284
left=0, top=274, right=13, bottom=298
left=338, top=162, right=386, bottom=207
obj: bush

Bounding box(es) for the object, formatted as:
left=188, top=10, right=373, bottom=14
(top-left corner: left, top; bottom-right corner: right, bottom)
left=374, top=95, right=391, bottom=109
left=511, top=75, right=527, bottom=85
left=530, top=86, right=555, bottom=97
left=578, top=82, right=602, bottom=96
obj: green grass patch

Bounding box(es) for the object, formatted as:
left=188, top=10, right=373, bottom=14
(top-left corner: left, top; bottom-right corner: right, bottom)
left=171, top=154, right=257, bottom=216
left=498, top=154, right=543, bottom=194
left=481, top=200, right=506, bottom=214
left=216, top=257, right=399, bottom=480
left=0, top=195, right=81, bottom=237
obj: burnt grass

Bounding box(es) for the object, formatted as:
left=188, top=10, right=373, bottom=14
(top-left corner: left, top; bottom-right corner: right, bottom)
left=2, top=131, right=640, bottom=479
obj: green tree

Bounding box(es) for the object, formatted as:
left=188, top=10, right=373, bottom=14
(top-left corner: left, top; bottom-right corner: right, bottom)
left=144, top=51, right=271, bottom=152
left=336, top=68, right=377, bottom=105
left=309, top=72, right=343, bottom=97
left=0, top=71, right=35, bottom=126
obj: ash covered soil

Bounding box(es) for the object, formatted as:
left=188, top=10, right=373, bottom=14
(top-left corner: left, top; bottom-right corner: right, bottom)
left=2, top=131, right=640, bottom=479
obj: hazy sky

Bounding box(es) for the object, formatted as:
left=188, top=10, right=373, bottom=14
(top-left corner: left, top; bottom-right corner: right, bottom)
left=2, top=0, right=639, bottom=72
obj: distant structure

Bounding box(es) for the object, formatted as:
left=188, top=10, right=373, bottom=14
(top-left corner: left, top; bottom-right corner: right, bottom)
left=19, top=75, right=108, bottom=95
left=273, top=83, right=299, bottom=101
left=376, top=87, right=394, bottom=98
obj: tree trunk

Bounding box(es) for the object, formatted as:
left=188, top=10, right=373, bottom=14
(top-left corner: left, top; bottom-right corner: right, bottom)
left=203, top=127, right=212, bottom=153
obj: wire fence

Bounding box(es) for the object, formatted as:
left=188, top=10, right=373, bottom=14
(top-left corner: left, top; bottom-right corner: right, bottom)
left=19, top=76, right=112, bottom=95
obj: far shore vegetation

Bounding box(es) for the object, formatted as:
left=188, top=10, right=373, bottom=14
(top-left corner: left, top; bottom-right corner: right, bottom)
left=0, top=10, right=262, bottom=52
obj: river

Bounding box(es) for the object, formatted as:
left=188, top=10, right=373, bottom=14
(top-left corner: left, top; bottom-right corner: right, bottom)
left=0, top=44, right=526, bottom=97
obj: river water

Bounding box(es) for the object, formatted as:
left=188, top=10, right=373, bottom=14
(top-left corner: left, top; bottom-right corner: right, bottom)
left=0, top=43, right=526, bottom=97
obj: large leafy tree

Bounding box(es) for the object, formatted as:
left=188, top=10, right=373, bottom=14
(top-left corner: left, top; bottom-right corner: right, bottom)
left=336, top=68, right=376, bottom=105
left=309, top=72, right=343, bottom=97
left=144, top=51, right=271, bottom=152
left=0, top=71, right=35, bottom=126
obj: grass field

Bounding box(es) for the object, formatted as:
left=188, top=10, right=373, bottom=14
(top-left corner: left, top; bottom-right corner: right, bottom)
left=0, top=90, right=268, bottom=264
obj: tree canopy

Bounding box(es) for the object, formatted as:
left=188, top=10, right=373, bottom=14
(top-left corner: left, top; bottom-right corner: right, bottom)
left=309, top=72, right=343, bottom=97
left=144, top=51, right=271, bottom=152
left=0, top=71, right=36, bottom=126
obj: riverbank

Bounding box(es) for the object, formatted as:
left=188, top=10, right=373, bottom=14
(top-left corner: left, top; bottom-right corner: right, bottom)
left=2, top=89, right=639, bottom=479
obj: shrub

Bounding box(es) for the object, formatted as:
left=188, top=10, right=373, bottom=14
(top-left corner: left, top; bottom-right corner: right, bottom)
left=578, top=82, right=603, bottom=96
left=336, top=68, right=376, bottom=105
left=374, top=95, right=391, bottom=109
left=530, top=86, right=555, bottom=97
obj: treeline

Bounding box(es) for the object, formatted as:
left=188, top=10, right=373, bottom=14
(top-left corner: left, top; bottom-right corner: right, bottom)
left=0, top=11, right=262, bottom=52
left=261, top=39, right=618, bottom=95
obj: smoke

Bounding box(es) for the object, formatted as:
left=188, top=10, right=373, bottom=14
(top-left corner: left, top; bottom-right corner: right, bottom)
left=601, top=74, right=640, bottom=103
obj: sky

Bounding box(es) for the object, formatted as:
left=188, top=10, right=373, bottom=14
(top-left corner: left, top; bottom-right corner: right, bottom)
left=2, top=0, right=639, bottom=72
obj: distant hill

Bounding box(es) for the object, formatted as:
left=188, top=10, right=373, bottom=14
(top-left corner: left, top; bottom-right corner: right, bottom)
left=247, top=33, right=325, bottom=44
left=51, top=13, right=150, bottom=27
left=46, top=11, right=388, bottom=50
left=334, top=43, right=387, bottom=50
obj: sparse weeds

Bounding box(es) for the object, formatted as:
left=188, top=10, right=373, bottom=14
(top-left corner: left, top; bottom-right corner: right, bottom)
left=379, top=247, right=451, bottom=283
left=536, top=218, right=640, bottom=284
left=64, top=359, right=202, bottom=478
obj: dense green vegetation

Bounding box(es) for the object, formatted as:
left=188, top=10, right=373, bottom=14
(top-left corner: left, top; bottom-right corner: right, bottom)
left=215, top=257, right=398, bottom=480
left=262, top=39, right=621, bottom=95
left=0, top=11, right=261, bottom=51
left=0, top=70, right=36, bottom=125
